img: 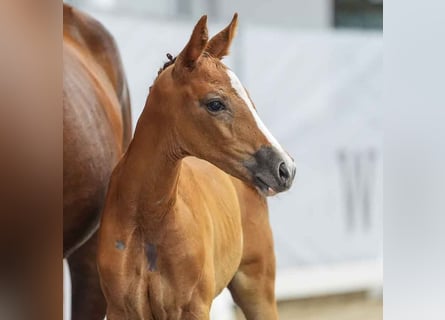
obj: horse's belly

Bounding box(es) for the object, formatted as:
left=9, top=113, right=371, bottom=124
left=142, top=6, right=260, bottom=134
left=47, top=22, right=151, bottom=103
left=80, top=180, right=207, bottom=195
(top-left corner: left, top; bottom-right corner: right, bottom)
left=63, top=120, right=120, bottom=255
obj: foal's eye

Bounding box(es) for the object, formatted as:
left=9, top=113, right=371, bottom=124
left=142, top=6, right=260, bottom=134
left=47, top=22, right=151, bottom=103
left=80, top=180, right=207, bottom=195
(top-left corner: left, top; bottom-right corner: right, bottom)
left=206, top=100, right=226, bottom=113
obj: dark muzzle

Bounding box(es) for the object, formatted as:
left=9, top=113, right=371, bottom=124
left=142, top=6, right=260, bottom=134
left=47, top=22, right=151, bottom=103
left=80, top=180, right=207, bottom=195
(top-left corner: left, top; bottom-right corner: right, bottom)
left=244, top=146, right=296, bottom=196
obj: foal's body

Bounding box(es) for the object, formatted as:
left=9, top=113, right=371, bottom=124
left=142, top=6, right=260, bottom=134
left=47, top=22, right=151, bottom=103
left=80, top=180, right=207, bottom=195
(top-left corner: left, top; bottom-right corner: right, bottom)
left=100, top=147, right=276, bottom=319
left=99, top=14, right=294, bottom=320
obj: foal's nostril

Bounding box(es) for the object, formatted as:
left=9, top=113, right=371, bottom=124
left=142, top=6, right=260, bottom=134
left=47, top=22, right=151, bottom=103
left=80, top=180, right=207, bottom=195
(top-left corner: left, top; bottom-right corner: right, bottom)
left=278, top=162, right=290, bottom=182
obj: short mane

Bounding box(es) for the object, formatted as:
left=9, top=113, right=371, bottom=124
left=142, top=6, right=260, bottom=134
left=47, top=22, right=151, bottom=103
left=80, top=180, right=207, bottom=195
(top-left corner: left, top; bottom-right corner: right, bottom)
left=157, top=53, right=176, bottom=77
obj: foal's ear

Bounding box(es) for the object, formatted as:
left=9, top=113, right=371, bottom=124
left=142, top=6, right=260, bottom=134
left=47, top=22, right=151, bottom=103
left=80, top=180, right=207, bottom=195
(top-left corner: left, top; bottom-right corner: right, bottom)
left=174, top=15, right=208, bottom=73
left=206, top=13, right=238, bottom=59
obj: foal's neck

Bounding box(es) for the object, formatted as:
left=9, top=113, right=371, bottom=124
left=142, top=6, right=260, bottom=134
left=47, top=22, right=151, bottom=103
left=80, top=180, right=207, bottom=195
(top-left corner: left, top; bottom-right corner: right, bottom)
left=120, top=92, right=182, bottom=226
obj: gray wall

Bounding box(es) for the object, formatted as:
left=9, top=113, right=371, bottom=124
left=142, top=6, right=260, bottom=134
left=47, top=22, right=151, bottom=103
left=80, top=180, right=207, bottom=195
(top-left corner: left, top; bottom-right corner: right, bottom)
left=67, top=0, right=333, bottom=29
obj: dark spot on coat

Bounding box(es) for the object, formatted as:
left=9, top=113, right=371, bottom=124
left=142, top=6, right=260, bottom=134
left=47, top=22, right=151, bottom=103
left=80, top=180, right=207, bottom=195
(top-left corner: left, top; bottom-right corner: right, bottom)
left=115, top=240, right=126, bottom=250
left=145, top=243, right=158, bottom=272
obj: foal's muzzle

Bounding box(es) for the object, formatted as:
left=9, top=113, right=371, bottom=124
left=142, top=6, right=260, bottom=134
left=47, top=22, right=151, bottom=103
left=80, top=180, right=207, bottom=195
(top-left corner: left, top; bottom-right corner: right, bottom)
left=244, top=146, right=296, bottom=196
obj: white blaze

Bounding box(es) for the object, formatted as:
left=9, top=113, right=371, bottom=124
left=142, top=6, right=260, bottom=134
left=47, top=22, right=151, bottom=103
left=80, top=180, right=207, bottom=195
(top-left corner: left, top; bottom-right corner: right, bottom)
left=226, top=69, right=294, bottom=167
left=226, top=70, right=283, bottom=151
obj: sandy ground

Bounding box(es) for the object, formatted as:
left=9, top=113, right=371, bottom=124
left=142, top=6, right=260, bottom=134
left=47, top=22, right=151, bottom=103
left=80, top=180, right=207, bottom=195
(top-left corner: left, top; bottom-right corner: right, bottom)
left=235, top=292, right=382, bottom=320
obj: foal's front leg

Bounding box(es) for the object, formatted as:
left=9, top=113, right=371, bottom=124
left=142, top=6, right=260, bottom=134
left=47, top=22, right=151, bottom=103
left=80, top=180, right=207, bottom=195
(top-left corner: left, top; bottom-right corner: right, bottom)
left=227, top=191, right=279, bottom=320
left=228, top=253, right=279, bottom=320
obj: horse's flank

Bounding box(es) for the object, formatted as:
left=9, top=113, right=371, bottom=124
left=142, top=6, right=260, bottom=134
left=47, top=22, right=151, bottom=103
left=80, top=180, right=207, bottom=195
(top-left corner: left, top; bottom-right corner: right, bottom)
left=63, top=4, right=131, bottom=255
left=63, top=4, right=132, bottom=320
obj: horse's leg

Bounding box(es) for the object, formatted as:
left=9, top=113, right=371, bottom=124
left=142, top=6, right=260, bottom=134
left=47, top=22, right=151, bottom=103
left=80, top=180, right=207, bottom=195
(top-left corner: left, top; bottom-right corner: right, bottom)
left=228, top=256, right=278, bottom=320
left=227, top=188, right=279, bottom=320
left=68, top=232, right=107, bottom=320
left=103, top=308, right=124, bottom=320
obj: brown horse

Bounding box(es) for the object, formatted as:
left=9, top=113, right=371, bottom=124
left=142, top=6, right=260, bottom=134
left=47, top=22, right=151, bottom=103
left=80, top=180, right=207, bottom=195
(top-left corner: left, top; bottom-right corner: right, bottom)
left=98, top=14, right=295, bottom=320
left=63, top=4, right=131, bottom=320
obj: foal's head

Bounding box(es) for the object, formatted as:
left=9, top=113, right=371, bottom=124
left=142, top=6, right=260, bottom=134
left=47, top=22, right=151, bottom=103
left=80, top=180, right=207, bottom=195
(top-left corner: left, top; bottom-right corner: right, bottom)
left=148, top=14, right=295, bottom=196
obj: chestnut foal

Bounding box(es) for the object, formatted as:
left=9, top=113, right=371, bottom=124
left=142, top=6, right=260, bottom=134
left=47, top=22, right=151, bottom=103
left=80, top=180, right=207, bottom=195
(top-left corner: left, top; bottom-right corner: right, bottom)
left=98, top=14, right=295, bottom=320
